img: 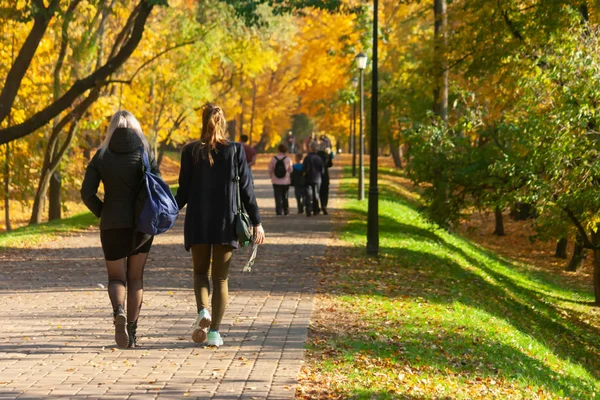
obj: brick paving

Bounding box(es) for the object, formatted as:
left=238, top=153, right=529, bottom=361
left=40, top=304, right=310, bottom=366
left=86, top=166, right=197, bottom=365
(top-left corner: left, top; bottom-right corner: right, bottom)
left=0, top=168, right=338, bottom=399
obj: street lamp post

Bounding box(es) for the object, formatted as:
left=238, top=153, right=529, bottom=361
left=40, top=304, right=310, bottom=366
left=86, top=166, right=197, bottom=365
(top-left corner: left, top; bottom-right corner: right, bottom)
left=355, top=52, right=368, bottom=201
left=351, top=77, right=358, bottom=177
left=366, top=0, right=379, bottom=255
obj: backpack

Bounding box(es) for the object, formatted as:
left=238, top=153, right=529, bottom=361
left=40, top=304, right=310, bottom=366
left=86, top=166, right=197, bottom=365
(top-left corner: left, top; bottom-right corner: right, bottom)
left=136, top=147, right=179, bottom=235
left=274, top=156, right=288, bottom=179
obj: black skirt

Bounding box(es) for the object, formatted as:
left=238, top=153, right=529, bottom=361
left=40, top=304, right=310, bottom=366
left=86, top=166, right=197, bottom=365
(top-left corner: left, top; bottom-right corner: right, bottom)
left=100, top=228, right=153, bottom=261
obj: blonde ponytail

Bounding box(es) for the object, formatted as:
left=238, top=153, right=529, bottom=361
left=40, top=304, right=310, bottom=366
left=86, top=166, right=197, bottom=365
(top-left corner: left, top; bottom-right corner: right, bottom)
left=193, top=104, right=229, bottom=166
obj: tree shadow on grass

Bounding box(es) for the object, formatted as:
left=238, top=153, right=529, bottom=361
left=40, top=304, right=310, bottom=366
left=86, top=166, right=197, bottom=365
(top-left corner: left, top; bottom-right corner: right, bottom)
left=327, top=243, right=599, bottom=398
left=316, top=320, right=591, bottom=399
left=336, top=174, right=600, bottom=394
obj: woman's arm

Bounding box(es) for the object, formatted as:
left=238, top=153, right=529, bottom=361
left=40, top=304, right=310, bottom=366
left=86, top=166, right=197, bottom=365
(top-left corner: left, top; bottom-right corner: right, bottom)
left=175, top=145, right=192, bottom=210
left=80, top=153, right=103, bottom=218
left=237, top=144, right=262, bottom=226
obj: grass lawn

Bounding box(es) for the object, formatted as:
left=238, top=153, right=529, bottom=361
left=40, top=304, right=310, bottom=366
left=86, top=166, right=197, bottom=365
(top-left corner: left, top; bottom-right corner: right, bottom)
left=0, top=212, right=97, bottom=250
left=298, top=167, right=600, bottom=399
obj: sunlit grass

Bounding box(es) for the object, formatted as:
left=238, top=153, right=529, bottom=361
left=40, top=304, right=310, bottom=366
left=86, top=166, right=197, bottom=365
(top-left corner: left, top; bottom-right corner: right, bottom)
left=302, top=167, right=600, bottom=399
left=0, top=212, right=97, bottom=250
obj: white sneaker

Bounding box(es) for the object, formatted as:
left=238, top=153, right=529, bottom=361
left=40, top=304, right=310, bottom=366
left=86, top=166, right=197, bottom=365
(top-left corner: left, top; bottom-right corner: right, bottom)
left=192, top=309, right=211, bottom=343
left=207, top=330, right=223, bottom=347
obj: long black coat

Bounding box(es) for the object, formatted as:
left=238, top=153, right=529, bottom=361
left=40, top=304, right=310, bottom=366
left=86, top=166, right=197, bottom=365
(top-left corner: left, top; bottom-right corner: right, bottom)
left=175, top=141, right=261, bottom=250
left=302, top=152, right=325, bottom=184
left=80, top=128, right=160, bottom=230
left=317, top=150, right=334, bottom=185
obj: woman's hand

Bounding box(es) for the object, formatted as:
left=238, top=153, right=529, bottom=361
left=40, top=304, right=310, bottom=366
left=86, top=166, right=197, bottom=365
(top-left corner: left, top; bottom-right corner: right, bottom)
left=254, top=224, right=265, bottom=245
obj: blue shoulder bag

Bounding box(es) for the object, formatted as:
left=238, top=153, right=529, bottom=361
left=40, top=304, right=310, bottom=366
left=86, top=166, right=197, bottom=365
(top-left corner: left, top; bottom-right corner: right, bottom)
left=136, top=146, right=179, bottom=235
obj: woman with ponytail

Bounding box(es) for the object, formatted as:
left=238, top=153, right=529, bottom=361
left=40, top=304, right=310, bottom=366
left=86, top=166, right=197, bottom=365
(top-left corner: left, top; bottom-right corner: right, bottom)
left=175, top=104, right=265, bottom=347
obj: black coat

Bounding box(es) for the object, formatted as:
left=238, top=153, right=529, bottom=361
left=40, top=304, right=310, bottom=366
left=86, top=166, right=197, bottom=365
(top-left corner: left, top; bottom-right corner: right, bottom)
left=302, top=152, right=325, bottom=184
left=317, top=150, right=334, bottom=185
left=175, top=141, right=261, bottom=250
left=80, top=128, right=160, bottom=230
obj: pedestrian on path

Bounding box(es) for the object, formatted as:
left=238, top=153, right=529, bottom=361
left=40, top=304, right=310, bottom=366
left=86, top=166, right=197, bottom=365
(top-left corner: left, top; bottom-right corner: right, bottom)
left=286, top=131, right=296, bottom=153
left=317, top=143, right=334, bottom=215
left=240, top=134, right=256, bottom=170
left=268, top=144, right=293, bottom=216
left=303, top=141, right=325, bottom=217
left=290, top=153, right=306, bottom=214
left=81, top=110, right=159, bottom=349
left=175, top=104, right=265, bottom=347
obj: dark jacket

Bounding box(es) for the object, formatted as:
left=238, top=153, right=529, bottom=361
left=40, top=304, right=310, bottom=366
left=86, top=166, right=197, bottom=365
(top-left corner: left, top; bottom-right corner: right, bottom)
left=302, top=152, right=325, bottom=184
left=317, top=150, right=334, bottom=185
left=175, top=141, right=261, bottom=250
left=290, top=163, right=305, bottom=187
left=80, top=128, right=160, bottom=230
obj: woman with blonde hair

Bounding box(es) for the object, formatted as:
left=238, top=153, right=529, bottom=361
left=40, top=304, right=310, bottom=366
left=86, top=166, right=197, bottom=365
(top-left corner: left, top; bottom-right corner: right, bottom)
left=176, top=104, right=265, bottom=347
left=81, top=110, right=160, bottom=349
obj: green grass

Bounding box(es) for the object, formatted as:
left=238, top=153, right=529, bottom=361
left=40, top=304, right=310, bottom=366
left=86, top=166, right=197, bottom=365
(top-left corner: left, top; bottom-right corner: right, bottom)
left=0, top=212, right=97, bottom=250
left=307, top=167, right=600, bottom=399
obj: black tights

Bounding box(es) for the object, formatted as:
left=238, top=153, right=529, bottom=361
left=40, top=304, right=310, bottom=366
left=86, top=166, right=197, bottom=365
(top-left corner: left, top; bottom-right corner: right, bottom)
left=106, top=252, right=148, bottom=323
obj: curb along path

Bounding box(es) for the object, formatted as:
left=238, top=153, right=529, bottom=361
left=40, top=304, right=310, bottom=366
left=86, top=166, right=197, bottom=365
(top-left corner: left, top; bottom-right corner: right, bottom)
left=0, top=167, right=339, bottom=399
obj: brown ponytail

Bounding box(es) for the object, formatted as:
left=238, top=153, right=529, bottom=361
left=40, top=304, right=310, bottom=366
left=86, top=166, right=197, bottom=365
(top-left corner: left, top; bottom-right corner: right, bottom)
left=193, top=104, right=229, bottom=166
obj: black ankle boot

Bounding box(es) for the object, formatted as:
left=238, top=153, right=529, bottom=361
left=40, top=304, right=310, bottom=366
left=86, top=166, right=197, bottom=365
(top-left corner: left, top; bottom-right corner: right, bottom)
left=127, top=320, right=138, bottom=348
left=113, top=305, right=128, bottom=348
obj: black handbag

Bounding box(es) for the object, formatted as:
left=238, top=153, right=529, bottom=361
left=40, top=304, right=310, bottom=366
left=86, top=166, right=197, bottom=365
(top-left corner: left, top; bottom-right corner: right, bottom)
left=233, top=144, right=253, bottom=247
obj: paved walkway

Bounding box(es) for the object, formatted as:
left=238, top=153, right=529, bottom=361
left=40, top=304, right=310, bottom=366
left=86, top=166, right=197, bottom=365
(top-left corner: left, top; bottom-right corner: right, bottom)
left=0, top=168, right=338, bottom=399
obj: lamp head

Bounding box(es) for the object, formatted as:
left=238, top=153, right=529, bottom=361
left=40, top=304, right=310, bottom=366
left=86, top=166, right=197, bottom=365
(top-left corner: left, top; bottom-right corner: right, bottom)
left=352, top=77, right=359, bottom=88
left=355, top=52, right=368, bottom=70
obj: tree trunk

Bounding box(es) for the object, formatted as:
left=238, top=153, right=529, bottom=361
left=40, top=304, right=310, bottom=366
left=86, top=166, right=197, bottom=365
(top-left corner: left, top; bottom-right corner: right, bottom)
left=30, top=117, right=81, bottom=225
left=402, top=143, right=410, bottom=163
left=239, top=75, right=244, bottom=140
left=227, top=119, right=237, bottom=142
left=254, top=123, right=270, bottom=153
left=566, top=235, right=586, bottom=272
left=30, top=169, right=53, bottom=225
left=554, top=237, right=568, bottom=259
left=493, top=206, right=505, bottom=236
left=383, top=106, right=402, bottom=168
left=390, top=143, right=402, bottom=168
left=249, top=79, right=257, bottom=145
left=433, top=0, right=448, bottom=123
left=3, top=143, right=11, bottom=232
left=510, top=202, right=537, bottom=220
left=156, top=111, right=186, bottom=166
left=48, top=170, right=61, bottom=221
left=594, top=248, right=600, bottom=305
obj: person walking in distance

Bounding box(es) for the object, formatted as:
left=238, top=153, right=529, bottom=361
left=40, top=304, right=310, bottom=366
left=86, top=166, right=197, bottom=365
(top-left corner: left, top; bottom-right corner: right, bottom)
left=303, top=141, right=325, bottom=217
left=240, top=134, right=256, bottom=170
left=81, top=110, right=159, bottom=348
left=175, top=104, right=265, bottom=347
left=317, top=143, right=334, bottom=215
left=290, top=153, right=306, bottom=214
left=240, top=134, right=256, bottom=184
left=286, top=131, right=296, bottom=154
left=268, top=144, right=293, bottom=216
